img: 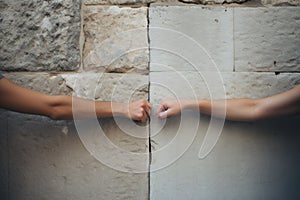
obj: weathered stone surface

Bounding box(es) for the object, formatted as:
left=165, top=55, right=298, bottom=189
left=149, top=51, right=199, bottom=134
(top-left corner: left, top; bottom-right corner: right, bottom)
left=62, top=73, right=149, bottom=102
left=180, top=0, right=248, bottom=4
left=83, top=6, right=149, bottom=73
left=149, top=6, right=233, bottom=72
left=150, top=70, right=300, bottom=199
left=234, top=7, right=300, bottom=72
left=3, top=72, right=148, bottom=102
left=261, top=0, right=300, bottom=6
left=0, top=0, right=81, bottom=72
left=84, top=0, right=155, bottom=5
left=2, top=72, right=149, bottom=198
left=3, top=73, right=72, bottom=95
left=7, top=114, right=148, bottom=200
left=150, top=70, right=300, bottom=102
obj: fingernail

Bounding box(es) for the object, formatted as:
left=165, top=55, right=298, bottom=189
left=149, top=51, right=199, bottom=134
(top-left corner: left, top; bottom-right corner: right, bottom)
left=159, top=111, right=167, bottom=119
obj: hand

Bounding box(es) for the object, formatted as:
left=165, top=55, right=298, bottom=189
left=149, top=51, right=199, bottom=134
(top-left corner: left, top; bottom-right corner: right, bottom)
left=156, top=98, right=182, bottom=119
left=124, top=99, right=152, bottom=122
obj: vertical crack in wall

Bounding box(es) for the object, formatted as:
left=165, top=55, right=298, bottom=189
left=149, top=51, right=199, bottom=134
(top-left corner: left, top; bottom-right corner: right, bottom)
left=79, top=0, right=85, bottom=72
left=146, top=4, right=151, bottom=200
left=233, top=8, right=236, bottom=72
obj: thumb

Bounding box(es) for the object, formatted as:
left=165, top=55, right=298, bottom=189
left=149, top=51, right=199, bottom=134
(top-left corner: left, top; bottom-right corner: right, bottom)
left=158, top=110, right=168, bottom=119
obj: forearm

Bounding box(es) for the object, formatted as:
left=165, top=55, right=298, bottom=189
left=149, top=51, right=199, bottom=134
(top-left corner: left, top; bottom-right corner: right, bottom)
left=49, top=95, right=127, bottom=120
left=182, top=98, right=259, bottom=121
left=0, top=77, right=150, bottom=121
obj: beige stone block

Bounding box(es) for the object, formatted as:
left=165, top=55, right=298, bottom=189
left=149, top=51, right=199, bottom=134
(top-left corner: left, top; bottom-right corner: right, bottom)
left=83, top=6, right=149, bottom=74
left=150, top=71, right=300, bottom=199
left=84, top=0, right=155, bottom=4
left=149, top=6, right=233, bottom=72
left=3, top=72, right=149, bottom=199
left=3, top=73, right=72, bottom=95
left=3, top=72, right=149, bottom=102
left=150, top=70, right=300, bottom=102
left=62, top=73, right=149, bottom=102
left=150, top=116, right=300, bottom=199
left=7, top=114, right=149, bottom=199
left=234, top=7, right=300, bottom=72
left=180, top=0, right=247, bottom=4
left=261, top=0, right=300, bottom=6
left=0, top=0, right=81, bottom=71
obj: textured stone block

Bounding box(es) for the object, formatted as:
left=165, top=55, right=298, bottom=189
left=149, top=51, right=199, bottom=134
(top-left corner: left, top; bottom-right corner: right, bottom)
left=7, top=114, right=149, bottom=200
left=149, top=6, right=233, bottom=72
left=3, top=72, right=149, bottom=199
left=261, top=0, right=300, bottom=5
left=3, top=72, right=149, bottom=102
left=180, top=0, right=247, bottom=4
left=234, top=7, right=300, bottom=72
left=0, top=0, right=81, bottom=71
left=150, top=71, right=300, bottom=200
left=83, top=6, right=149, bottom=73
left=150, top=70, right=300, bottom=102
left=4, top=73, right=72, bottom=95
left=62, top=73, right=149, bottom=102
left=84, top=0, right=155, bottom=4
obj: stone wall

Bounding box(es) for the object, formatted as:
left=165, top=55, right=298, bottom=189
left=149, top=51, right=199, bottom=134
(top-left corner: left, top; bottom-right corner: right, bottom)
left=0, top=0, right=300, bottom=199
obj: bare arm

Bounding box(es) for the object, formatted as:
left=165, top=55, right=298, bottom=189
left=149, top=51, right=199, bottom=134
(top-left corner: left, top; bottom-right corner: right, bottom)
left=0, top=78, right=151, bottom=121
left=157, top=85, right=300, bottom=121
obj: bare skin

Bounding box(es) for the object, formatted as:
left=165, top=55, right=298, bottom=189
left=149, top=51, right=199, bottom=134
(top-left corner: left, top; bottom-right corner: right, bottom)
left=0, top=77, right=151, bottom=122
left=157, top=85, right=300, bottom=122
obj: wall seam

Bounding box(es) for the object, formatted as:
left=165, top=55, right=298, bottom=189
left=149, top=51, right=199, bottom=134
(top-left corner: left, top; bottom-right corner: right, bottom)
left=233, top=7, right=235, bottom=72
left=146, top=4, right=152, bottom=200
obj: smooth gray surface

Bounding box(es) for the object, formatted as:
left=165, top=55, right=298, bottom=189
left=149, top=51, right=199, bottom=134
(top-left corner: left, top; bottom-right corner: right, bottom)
left=149, top=5, right=300, bottom=199
left=149, top=6, right=233, bottom=72
left=150, top=117, right=300, bottom=200
left=234, top=7, right=300, bottom=72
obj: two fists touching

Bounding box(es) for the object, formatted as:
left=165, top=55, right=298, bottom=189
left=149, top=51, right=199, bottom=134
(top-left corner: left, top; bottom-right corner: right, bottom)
left=126, top=98, right=187, bottom=122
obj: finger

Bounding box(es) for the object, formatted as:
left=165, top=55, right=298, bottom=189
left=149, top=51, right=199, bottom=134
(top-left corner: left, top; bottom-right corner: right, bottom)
left=156, top=103, right=165, bottom=115
left=141, top=110, right=148, bottom=122
left=158, top=110, right=168, bottom=119
left=147, top=102, right=152, bottom=109
left=142, top=103, right=151, bottom=116
left=145, top=106, right=151, bottom=117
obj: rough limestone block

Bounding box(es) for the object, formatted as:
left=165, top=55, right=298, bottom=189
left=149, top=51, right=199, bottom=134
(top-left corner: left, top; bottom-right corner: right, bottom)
left=62, top=73, right=149, bottom=102
left=0, top=0, right=81, bottom=71
left=234, top=7, right=300, bottom=72
left=7, top=114, right=148, bottom=200
left=150, top=71, right=300, bottom=199
left=83, top=6, right=149, bottom=73
left=0, top=111, right=8, bottom=199
left=4, top=73, right=149, bottom=199
left=180, top=0, right=247, bottom=4
left=84, top=0, right=155, bottom=5
left=3, top=73, right=72, bottom=95
left=3, top=72, right=149, bottom=102
left=261, top=0, right=300, bottom=6
left=149, top=6, right=233, bottom=72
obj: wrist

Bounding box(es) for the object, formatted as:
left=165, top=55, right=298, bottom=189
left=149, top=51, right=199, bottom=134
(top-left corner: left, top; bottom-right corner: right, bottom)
left=180, top=99, right=199, bottom=110
left=111, top=102, right=127, bottom=117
